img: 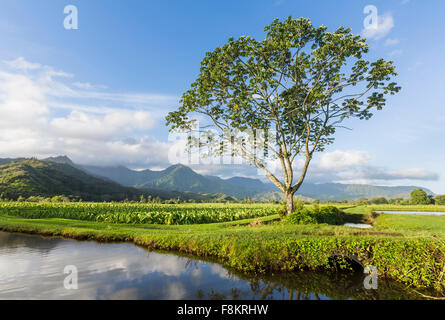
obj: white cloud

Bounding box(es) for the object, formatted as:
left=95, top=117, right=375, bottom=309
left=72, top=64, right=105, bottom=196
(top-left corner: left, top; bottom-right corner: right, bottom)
left=72, top=81, right=107, bottom=90
left=0, top=57, right=438, bottom=186
left=4, top=57, right=41, bottom=71
left=50, top=110, right=156, bottom=140
left=362, top=13, right=394, bottom=40
left=0, top=57, right=179, bottom=167
left=354, top=167, right=439, bottom=181
left=179, top=149, right=439, bottom=187
left=384, top=38, right=400, bottom=46
left=308, top=150, right=439, bottom=185
left=318, top=150, right=371, bottom=171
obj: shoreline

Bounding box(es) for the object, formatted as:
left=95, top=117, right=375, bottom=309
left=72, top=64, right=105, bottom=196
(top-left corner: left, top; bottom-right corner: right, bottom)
left=0, top=213, right=443, bottom=294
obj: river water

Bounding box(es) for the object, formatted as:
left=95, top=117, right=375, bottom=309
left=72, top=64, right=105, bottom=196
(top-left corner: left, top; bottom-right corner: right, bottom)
left=0, top=231, right=432, bottom=300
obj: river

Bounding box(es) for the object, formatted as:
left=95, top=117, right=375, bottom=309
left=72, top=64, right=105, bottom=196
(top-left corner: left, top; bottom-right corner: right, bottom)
left=0, top=231, right=430, bottom=300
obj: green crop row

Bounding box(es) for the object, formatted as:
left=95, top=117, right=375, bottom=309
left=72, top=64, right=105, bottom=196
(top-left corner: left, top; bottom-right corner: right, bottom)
left=0, top=202, right=280, bottom=225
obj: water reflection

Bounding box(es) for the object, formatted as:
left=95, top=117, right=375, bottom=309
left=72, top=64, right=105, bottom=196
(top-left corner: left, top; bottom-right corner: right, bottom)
left=344, top=223, right=372, bottom=229
left=0, top=231, right=433, bottom=300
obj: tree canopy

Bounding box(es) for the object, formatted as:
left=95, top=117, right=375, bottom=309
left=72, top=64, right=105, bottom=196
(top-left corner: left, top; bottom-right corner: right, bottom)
left=434, top=195, right=445, bottom=205
left=166, top=17, right=401, bottom=214
left=410, top=189, right=432, bottom=205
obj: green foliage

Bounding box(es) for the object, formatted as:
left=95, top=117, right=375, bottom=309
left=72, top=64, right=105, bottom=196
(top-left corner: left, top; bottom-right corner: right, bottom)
left=286, top=209, right=318, bottom=225
left=388, top=198, right=405, bottom=205
left=0, top=159, right=259, bottom=203
left=0, top=159, right=143, bottom=202
left=434, top=195, right=445, bottom=205
left=166, top=16, right=400, bottom=210
left=410, top=189, right=432, bottom=205
left=0, top=202, right=281, bottom=225
left=285, top=206, right=344, bottom=225
left=0, top=210, right=443, bottom=292
left=370, top=197, right=389, bottom=205
left=51, top=195, right=70, bottom=203
left=26, top=196, right=46, bottom=203
left=278, top=200, right=304, bottom=218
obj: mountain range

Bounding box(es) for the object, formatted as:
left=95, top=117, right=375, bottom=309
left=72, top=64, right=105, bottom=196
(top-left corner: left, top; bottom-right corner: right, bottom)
left=81, top=162, right=275, bottom=198
left=0, top=156, right=435, bottom=201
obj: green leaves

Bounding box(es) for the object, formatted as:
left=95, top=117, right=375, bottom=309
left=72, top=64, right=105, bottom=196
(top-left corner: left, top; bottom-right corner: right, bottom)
left=166, top=16, right=401, bottom=195
left=0, top=202, right=281, bottom=225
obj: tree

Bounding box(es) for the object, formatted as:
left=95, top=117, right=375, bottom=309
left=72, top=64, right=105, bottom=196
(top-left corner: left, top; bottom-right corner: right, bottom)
left=410, top=189, right=432, bottom=205
left=370, top=197, right=388, bottom=205
left=166, top=17, right=400, bottom=215
left=434, top=195, right=445, bottom=205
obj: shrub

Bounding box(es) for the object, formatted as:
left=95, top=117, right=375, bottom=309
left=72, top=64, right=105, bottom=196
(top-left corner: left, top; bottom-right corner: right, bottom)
left=410, top=189, right=432, bottom=205
left=279, top=200, right=305, bottom=218
left=370, top=197, right=389, bottom=205
left=285, top=206, right=344, bottom=225
left=51, top=195, right=71, bottom=203
left=313, top=206, right=344, bottom=225
left=285, top=208, right=318, bottom=225
left=433, top=195, right=445, bottom=205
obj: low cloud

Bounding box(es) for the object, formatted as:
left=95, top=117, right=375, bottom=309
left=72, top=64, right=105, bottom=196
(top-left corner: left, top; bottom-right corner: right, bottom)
left=0, top=57, right=179, bottom=168
left=318, top=150, right=371, bottom=171
left=0, top=58, right=438, bottom=187
left=50, top=110, right=156, bottom=140
left=4, top=57, right=41, bottom=71
left=342, top=167, right=439, bottom=182
left=173, top=150, right=439, bottom=186
left=309, top=150, right=439, bottom=184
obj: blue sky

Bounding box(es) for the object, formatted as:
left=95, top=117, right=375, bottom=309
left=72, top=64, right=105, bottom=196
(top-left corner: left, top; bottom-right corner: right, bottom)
left=0, top=0, right=444, bottom=193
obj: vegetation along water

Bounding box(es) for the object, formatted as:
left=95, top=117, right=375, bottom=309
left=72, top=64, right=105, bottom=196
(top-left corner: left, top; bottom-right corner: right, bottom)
left=0, top=202, right=443, bottom=297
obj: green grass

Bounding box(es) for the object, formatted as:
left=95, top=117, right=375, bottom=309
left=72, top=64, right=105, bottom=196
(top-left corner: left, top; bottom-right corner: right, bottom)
left=0, top=203, right=443, bottom=293
left=376, top=214, right=445, bottom=236
left=342, top=205, right=445, bottom=237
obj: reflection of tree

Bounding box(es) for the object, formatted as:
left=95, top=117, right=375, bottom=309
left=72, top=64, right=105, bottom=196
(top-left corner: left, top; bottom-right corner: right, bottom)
left=196, top=270, right=433, bottom=300
left=185, top=258, right=199, bottom=270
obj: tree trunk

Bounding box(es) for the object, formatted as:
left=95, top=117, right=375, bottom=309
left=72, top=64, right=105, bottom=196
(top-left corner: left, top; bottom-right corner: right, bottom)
left=285, top=190, right=295, bottom=215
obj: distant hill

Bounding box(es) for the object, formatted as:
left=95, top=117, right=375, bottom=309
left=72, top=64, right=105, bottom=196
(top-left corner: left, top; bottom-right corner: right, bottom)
left=79, top=159, right=434, bottom=201
left=0, top=159, right=143, bottom=201
left=296, top=183, right=435, bottom=201
left=0, top=156, right=436, bottom=201
left=82, top=163, right=276, bottom=198
left=0, top=157, right=29, bottom=166
left=0, top=158, right=240, bottom=202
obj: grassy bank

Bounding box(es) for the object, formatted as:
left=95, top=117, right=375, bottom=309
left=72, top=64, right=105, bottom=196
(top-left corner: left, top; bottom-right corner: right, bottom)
left=0, top=203, right=443, bottom=294
left=369, top=204, right=445, bottom=212
left=0, top=202, right=281, bottom=225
